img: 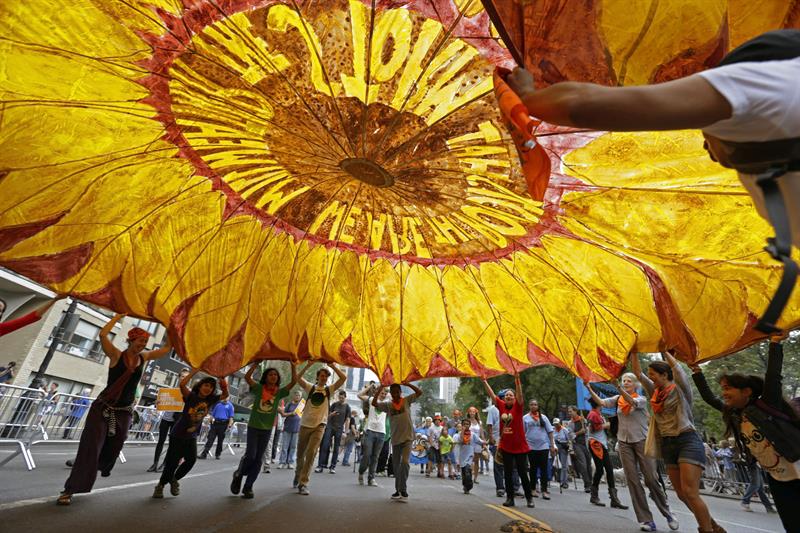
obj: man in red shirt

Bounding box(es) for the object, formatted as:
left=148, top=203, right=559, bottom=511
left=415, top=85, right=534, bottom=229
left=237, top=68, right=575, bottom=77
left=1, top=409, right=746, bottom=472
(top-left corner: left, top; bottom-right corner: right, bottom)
left=482, top=374, right=534, bottom=508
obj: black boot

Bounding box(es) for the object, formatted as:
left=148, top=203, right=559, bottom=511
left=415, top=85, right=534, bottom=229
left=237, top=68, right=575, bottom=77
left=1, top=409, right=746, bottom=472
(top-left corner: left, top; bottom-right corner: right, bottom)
left=146, top=463, right=157, bottom=473
left=502, top=498, right=515, bottom=507
left=590, top=486, right=605, bottom=506
left=609, top=487, right=628, bottom=509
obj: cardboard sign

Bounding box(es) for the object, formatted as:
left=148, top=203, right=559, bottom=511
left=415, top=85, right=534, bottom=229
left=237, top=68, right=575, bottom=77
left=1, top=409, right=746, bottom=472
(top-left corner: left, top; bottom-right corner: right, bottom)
left=156, top=388, right=184, bottom=411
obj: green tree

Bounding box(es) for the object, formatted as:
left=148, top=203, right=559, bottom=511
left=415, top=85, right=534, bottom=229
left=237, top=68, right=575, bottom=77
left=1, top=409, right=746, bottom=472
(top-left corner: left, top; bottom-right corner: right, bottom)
left=454, top=366, right=578, bottom=418
left=687, top=332, right=800, bottom=440
left=414, top=378, right=446, bottom=418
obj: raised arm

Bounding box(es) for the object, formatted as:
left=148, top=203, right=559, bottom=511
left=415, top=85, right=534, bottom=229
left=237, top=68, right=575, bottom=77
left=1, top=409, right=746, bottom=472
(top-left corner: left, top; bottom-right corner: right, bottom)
left=34, top=294, right=66, bottom=318
left=631, top=353, right=654, bottom=395
left=357, top=383, right=372, bottom=402
left=481, top=378, right=497, bottom=404
left=405, top=382, right=423, bottom=401
left=688, top=364, right=724, bottom=412
left=297, top=363, right=313, bottom=392
left=180, top=368, right=198, bottom=398
left=506, top=68, right=731, bottom=132
left=99, top=313, right=124, bottom=365
left=584, top=381, right=615, bottom=409
left=663, top=351, right=692, bottom=402
left=763, top=341, right=785, bottom=406
left=143, top=335, right=172, bottom=361
left=218, top=376, right=229, bottom=402
left=609, top=379, right=639, bottom=408
left=514, top=373, right=523, bottom=405
left=285, top=362, right=304, bottom=390
left=371, top=383, right=382, bottom=408
left=328, top=364, right=347, bottom=392
left=244, top=363, right=258, bottom=387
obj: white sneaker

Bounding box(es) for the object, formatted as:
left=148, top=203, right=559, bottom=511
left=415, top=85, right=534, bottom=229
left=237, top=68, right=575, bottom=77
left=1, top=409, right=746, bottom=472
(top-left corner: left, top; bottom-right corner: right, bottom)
left=741, top=502, right=753, bottom=512
left=666, top=515, right=679, bottom=530
left=358, top=474, right=364, bottom=485
left=639, top=522, right=656, bottom=532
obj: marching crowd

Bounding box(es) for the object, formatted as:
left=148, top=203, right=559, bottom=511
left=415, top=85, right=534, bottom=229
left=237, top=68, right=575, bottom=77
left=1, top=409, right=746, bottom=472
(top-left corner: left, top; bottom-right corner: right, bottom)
left=2, top=304, right=799, bottom=533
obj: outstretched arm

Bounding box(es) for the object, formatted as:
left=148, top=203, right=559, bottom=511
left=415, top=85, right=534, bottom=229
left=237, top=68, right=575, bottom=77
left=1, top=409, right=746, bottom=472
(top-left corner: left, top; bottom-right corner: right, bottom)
left=180, top=368, right=198, bottom=398
left=244, top=363, right=258, bottom=388
left=609, top=378, right=638, bottom=407
left=99, top=313, right=124, bottom=366
left=285, top=362, right=306, bottom=390
left=406, top=382, right=423, bottom=401
left=143, top=336, right=172, bottom=362
left=631, top=353, right=654, bottom=395
left=371, top=384, right=383, bottom=408
left=328, top=364, right=347, bottom=392
left=34, top=294, right=66, bottom=318
left=481, top=378, right=497, bottom=404
left=218, top=377, right=229, bottom=402
left=506, top=68, right=731, bottom=132
left=688, top=364, right=724, bottom=412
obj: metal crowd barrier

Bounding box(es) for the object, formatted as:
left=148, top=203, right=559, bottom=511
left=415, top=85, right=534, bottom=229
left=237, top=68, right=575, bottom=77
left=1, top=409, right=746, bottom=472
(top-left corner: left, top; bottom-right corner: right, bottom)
left=0, top=387, right=195, bottom=470
left=0, top=384, right=45, bottom=469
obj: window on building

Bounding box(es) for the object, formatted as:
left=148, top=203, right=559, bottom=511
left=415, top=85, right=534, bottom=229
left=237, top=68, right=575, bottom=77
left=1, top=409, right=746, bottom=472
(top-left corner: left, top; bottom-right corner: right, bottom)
left=130, top=318, right=160, bottom=335
left=49, top=319, right=106, bottom=362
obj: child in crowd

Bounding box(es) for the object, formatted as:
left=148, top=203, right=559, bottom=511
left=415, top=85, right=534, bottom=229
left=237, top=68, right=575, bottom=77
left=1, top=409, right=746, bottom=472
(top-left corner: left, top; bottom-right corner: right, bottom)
left=439, top=429, right=455, bottom=480
left=454, top=419, right=485, bottom=494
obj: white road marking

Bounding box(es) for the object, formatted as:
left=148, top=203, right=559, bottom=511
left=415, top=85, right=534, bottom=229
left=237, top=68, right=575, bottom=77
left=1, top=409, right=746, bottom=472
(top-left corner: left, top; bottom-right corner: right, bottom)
left=671, top=509, right=777, bottom=533
left=0, top=467, right=230, bottom=511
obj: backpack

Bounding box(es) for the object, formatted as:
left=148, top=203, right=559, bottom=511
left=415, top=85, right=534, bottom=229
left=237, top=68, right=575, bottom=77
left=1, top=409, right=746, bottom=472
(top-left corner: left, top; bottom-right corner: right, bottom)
left=713, top=30, right=800, bottom=334
left=744, top=398, right=800, bottom=462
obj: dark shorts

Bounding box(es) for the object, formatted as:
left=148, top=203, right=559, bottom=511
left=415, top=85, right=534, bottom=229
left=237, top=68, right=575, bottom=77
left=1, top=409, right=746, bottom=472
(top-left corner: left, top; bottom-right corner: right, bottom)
left=661, top=430, right=706, bottom=469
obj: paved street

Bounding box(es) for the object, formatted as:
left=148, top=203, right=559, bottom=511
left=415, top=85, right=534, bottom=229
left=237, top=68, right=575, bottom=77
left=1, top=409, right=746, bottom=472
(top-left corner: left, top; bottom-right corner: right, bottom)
left=0, top=444, right=784, bottom=533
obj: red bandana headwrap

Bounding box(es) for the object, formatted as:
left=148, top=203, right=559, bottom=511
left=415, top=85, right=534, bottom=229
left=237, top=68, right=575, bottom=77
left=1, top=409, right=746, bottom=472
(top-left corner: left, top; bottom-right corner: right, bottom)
left=127, top=327, right=150, bottom=341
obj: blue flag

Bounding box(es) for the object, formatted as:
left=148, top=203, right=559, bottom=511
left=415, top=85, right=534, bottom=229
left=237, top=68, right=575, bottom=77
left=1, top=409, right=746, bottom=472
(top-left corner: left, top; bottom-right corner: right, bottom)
left=575, top=378, right=618, bottom=417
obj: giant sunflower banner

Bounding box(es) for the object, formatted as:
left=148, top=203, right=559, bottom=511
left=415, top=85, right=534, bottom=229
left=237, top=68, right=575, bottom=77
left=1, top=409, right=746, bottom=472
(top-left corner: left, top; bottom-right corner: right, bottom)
left=1, top=0, right=799, bottom=380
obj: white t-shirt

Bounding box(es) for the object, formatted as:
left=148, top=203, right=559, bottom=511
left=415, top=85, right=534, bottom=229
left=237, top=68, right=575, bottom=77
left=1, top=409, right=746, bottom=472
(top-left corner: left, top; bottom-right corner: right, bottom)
left=365, top=401, right=387, bottom=434
left=699, top=57, right=800, bottom=247
left=699, top=57, right=800, bottom=142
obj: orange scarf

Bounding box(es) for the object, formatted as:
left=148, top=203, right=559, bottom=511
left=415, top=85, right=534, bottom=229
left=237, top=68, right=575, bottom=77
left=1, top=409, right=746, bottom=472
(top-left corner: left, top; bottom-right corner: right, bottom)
left=391, top=397, right=405, bottom=412
left=617, top=392, right=639, bottom=415
left=462, top=428, right=472, bottom=445
left=650, top=384, right=676, bottom=414
left=261, top=384, right=278, bottom=404
left=589, top=438, right=604, bottom=459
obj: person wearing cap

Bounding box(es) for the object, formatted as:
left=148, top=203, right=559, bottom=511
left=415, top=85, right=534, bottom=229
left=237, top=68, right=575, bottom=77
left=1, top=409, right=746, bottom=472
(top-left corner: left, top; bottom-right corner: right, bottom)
left=57, top=313, right=172, bottom=505
left=552, top=418, right=571, bottom=490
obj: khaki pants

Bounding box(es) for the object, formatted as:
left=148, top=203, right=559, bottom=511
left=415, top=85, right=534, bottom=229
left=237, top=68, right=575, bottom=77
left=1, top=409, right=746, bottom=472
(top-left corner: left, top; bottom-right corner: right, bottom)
left=295, top=424, right=325, bottom=486
left=618, top=439, right=672, bottom=523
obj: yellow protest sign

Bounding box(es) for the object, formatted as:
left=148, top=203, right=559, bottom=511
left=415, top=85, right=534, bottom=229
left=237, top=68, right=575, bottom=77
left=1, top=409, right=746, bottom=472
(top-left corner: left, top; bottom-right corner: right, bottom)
left=156, top=388, right=184, bottom=412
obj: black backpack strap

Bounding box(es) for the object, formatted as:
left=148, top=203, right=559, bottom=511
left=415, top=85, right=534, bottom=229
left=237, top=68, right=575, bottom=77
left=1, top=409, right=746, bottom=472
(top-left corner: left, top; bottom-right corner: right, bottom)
left=754, top=165, right=800, bottom=333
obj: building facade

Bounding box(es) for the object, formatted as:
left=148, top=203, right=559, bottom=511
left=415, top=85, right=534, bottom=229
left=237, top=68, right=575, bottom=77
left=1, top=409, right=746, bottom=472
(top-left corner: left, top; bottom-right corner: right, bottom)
left=0, top=269, right=251, bottom=416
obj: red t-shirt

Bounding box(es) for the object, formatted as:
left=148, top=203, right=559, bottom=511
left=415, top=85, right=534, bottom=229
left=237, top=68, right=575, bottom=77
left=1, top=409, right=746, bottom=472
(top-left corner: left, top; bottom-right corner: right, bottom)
left=496, top=396, right=529, bottom=454
left=0, top=312, right=40, bottom=337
